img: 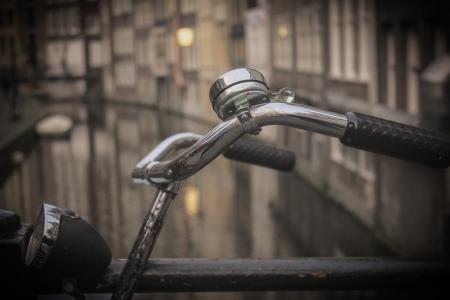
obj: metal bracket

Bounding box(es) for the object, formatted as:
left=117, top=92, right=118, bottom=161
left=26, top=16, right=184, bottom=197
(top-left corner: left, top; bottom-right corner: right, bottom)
left=237, top=109, right=261, bottom=135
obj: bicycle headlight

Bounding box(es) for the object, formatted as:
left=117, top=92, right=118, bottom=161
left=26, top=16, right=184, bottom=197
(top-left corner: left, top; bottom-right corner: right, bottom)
left=25, top=203, right=111, bottom=279
left=25, top=203, right=68, bottom=268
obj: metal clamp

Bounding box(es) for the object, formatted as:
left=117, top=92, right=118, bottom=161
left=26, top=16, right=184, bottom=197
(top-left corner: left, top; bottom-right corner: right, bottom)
left=237, top=109, right=261, bottom=135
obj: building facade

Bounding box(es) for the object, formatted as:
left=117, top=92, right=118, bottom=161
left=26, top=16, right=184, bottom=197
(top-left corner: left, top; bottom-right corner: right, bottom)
left=42, top=0, right=102, bottom=100
left=1, top=0, right=450, bottom=260
left=100, top=0, right=237, bottom=122
left=267, top=0, right=450, bottom=256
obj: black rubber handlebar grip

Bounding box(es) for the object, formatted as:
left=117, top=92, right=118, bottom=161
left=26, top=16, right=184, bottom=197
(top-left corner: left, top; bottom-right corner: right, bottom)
left=340, top=112, right=450, bottom=168
left=223, top=138, right=296, bottom=172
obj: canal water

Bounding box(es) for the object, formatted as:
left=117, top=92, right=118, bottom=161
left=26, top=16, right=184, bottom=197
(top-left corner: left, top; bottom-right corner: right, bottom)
left=1, top=102, right=393, bottom=299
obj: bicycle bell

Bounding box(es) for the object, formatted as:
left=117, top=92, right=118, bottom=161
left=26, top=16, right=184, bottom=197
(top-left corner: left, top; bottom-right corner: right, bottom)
left=209, top=68, right=295, bottom=120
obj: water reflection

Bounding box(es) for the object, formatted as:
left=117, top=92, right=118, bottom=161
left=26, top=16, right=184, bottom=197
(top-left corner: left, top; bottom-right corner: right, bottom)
left=32, top=104, right=279, bottom=259
left=1, top=103, right=395, bottom=261
left=1, top=103, right=399, bottom=299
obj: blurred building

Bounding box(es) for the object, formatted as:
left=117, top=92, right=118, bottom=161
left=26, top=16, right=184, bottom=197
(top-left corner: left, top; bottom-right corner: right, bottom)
left=0, top=0, right=45, bottom=111
left=100, top=0, right=237, bottom=122
left=43, top=0, right=102, bottom=100
left=1, top=0, right=450, bottom=261
left=267, top=0, right=450, bottom=256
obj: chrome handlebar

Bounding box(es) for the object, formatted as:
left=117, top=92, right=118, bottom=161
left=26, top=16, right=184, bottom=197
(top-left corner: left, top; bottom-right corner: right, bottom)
left=132, top=102, right=347, bottom=186
left=133, top=68, right=348, bottom=187
left=132, top=132, right=202, bottom=185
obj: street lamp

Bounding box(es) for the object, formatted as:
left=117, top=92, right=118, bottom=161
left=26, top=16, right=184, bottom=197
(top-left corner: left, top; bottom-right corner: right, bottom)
left=277, top=24, right=289, bottom=38
left=176, top=27, right=194, bottom=47
left=36, top=114, right=73, bottom=139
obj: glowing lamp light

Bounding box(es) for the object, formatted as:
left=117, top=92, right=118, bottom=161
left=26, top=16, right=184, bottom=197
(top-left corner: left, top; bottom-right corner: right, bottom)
left=277, top=25, right=289, bottom=38
left=177, top=27, right=195, bottom=47
left=183, top=184, right=200, bottom=217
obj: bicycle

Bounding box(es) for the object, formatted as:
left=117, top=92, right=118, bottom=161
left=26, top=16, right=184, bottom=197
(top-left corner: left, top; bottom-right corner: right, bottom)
left=20, top=68, right=450, bottom=299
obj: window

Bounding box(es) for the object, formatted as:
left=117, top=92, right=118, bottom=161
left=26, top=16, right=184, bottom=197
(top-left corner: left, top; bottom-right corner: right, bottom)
left=230, top=0, right=246, bottom=24
left=359, top=150, right=375, bottom=181
left=46, top=11, right=55, bottom=36
left=138, top=77, right=154, bottom=98
left=136, top=36, right=149, bottom=67
left=89, top=40, right=103, bottom=68
left=329, top=0, right=341, bottom=76
left=230, top=37, right=245, bottom=67
left=331, top=137, right=358, bottom=171
left=65, top=40, right=86, bottom=75
left=113, top=26, right=134, bottom=56
left=358, top=0, right=370, bottom=79
left=154, top=0, right=165, bottom=20
left=330, top=138, right=375, bottom=181
left=154, top=0, right=174, bottom=20
left=157, top=77, right=169, bottom=102
left=385, top=27, right=396, bottom=109
left=167, top=31, right=175, bottom=64
left=381, top=21, right=423, bottom=113
left=46, top=41, right=64, bottom=75
left=181, top=41, right=197, bottom=71
left=299, top=131, right=315, bottom=162
left=180, top=0, right=196, bottom=15
left=165, top=0, right=175, bottom=18
left=45, top=40, right=86, bottom=76
left=187, top=79, right=198, bottom=102
left=311, top=13, right=322, bottom=72
left=151, top=27, right=169, bottom=75
left=343, top=0, right=356, bottom=79
left=155, top=31, right=166, bottom=61
left=273, top=14, right=293, bottom=70
left=179, top=78, right=198, bottom=103
left=54, top=9, right=65, bottom=36
left=434, top=28, right=447, bottom=57
left=66, top=7, right=80, bottom=35
left=112, top=0, right=132, bottom=17
left=85, top=14, right=100, bottom=35
left=146, top=33, right=153, bottom=66
left=405, top=28, right=419, bottom=114
left=114, top=60, right=135, bottom=87
left=296, top=5, right=322, bottom=73
left=328, top=0, right=371, bottom=81
left=134, top=0, right=152, bottom=28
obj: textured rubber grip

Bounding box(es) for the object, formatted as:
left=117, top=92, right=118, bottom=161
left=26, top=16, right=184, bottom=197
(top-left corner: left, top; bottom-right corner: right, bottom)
left=340, top=112, right=450, bottom=168
left=223, top=139, right=296, bottom=172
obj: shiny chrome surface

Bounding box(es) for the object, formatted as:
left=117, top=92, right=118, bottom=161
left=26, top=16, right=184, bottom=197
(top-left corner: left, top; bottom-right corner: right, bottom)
left=252, top=102, right=347, bottom=138
left=212, top=81, right=270, bottom=120
left=123, top=68, right=348, bottom=299
left=132, top=132, right=202, bottom=185
left=210, top=68, right=270, bottom=120
left=209, top=68, right=267, bottom=102
left=144, top=117, right=244, bottom=185
left=122, top=69, right=347, bottom=300
left=143, top=102, right=347, bottom=185
left=111, top=187, right=177, bottom=300
left=114, top=133, right=202, bottom=300
left=25, top=203, right=79, bottom=268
